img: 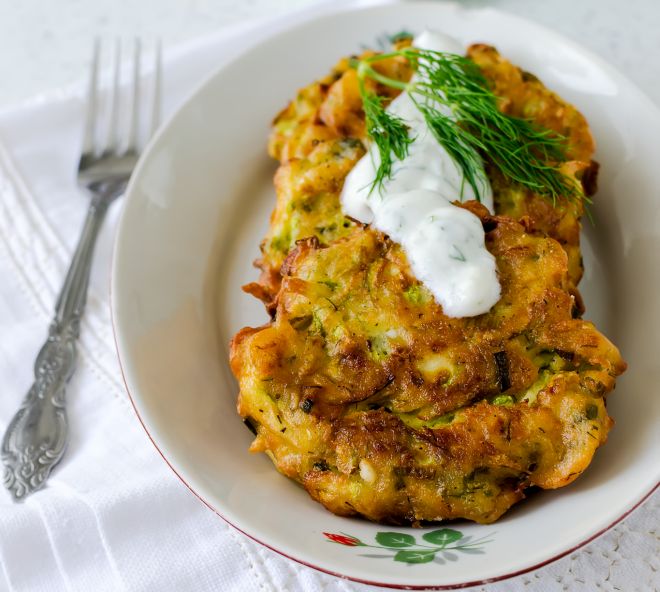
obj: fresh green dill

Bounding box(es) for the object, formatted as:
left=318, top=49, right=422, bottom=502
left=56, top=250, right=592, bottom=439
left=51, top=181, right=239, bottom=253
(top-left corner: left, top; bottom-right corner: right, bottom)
left=353, top=48, right=583, bottom=204
left=357, top=72, right=414, bottom=193
left=449, top=244, right=466, bottom=262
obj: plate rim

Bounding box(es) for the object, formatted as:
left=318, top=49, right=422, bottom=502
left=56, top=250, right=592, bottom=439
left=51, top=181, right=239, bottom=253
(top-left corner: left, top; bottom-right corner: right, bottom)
left=111, top=328, right=659, bottom=590
left=111, top=0, right=660, bottom=588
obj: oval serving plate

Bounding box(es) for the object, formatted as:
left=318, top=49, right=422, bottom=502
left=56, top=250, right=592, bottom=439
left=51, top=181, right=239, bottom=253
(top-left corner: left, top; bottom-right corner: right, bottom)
left=112, top=1, right=660, bottom=588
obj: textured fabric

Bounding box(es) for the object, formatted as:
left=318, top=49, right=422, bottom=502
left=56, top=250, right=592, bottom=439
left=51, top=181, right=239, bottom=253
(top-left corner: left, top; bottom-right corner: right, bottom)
left=0, top=8, right=657, bottom=592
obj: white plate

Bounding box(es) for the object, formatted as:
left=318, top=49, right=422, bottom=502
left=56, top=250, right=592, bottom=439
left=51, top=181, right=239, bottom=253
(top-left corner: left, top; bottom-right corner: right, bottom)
left=111, top=1, right=660, bottom=588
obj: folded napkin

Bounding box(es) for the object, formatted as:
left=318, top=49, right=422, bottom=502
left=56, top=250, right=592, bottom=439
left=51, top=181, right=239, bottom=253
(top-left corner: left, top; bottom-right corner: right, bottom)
left=0, top=5, right=657, bottom=592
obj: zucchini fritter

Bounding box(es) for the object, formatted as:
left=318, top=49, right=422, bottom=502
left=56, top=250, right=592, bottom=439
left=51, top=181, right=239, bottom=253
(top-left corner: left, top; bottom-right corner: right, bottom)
left=257, top=43, right=597, bottom=305
left=231, top=42, right=626, bottom=524
left=231, top=205, right=625, bottom=524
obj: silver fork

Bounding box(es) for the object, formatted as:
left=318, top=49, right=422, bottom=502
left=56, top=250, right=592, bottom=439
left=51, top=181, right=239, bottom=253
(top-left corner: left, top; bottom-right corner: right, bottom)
left=1, top=39, right=162, bottom=501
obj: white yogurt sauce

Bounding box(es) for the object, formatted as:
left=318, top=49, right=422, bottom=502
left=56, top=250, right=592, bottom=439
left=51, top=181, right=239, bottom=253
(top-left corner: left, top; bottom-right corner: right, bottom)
left=340, top=30, right=501, bottom=318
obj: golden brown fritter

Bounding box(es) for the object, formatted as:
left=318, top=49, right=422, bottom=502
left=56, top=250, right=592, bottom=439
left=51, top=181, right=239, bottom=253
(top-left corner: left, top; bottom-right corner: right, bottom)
left=249, top=137, right=365, bottom=306
left=255, top=43, right=596, bottom=304
left=467, top=44, right=598, bottom=301
left=231, top=204, right=625, bottom=524
left=231, top=42, right=626, bottom=524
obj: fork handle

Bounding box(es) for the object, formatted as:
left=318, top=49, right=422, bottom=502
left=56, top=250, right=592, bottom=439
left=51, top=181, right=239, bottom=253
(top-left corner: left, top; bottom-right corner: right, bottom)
left=1, top=193, right=111, bottom=500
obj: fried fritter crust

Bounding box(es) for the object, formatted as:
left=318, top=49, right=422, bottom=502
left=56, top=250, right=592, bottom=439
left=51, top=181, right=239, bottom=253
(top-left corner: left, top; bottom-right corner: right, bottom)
left=255, top=43, right=596, bottom=304
left=231, top=204, right=625, bottom=524
left=231, top=42, right=626, bottom=524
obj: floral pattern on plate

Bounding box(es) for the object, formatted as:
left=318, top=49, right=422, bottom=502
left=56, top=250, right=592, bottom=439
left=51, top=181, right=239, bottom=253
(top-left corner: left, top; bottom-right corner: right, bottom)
left=323, top=528, right=493, bottom=564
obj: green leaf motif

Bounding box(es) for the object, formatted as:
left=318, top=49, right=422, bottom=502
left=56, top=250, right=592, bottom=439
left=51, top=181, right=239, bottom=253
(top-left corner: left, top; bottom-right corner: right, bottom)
left=422, top=528, right=463, bottom=546
left=375, top=532, right=417, bottom=548
left=394, top=550, right=436, bottom=564
left=323, top=524, right=492, bottom=566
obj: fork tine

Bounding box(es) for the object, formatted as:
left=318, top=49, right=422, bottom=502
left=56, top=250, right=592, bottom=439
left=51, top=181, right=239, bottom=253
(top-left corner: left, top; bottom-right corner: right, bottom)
left=104, top=38, right=121, bottom=155
left=149, top=39, right=162, bottom=140
left=126, top=38, right=141, bottom=153
left=81, top=38, right=100, bottom=158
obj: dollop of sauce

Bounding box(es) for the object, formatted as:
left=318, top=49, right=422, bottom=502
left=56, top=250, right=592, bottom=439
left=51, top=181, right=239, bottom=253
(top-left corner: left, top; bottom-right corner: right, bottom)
left=340, top=30, right=501, bottom=318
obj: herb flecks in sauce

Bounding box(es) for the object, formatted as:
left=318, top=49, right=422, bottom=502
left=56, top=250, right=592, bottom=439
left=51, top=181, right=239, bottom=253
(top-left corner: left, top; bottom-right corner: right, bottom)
left=341, top=31, right=501, bottom=318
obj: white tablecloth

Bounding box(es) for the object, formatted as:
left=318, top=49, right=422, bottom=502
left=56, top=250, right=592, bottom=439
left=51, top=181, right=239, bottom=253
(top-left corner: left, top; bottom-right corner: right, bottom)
left=0, top=4, right=657, bottom=591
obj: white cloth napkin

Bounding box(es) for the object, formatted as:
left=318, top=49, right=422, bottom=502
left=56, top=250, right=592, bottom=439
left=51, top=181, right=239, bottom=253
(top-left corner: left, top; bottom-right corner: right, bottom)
left=0, top=7, right=657, bottom=592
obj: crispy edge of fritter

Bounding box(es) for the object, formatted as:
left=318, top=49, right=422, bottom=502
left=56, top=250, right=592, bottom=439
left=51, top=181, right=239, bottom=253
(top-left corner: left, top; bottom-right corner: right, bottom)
left=230, top=204, right=626, bottom=524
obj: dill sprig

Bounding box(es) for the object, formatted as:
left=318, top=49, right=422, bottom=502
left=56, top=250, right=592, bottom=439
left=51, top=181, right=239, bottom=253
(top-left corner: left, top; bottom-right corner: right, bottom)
left=354, top=48, right=582, bottom=204
left=358, top=75, right=414, bottom=193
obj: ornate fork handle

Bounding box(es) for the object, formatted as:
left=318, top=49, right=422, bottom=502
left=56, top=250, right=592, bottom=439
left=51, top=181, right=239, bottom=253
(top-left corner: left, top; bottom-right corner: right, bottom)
left=2, top=191, right=116, bottom=500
